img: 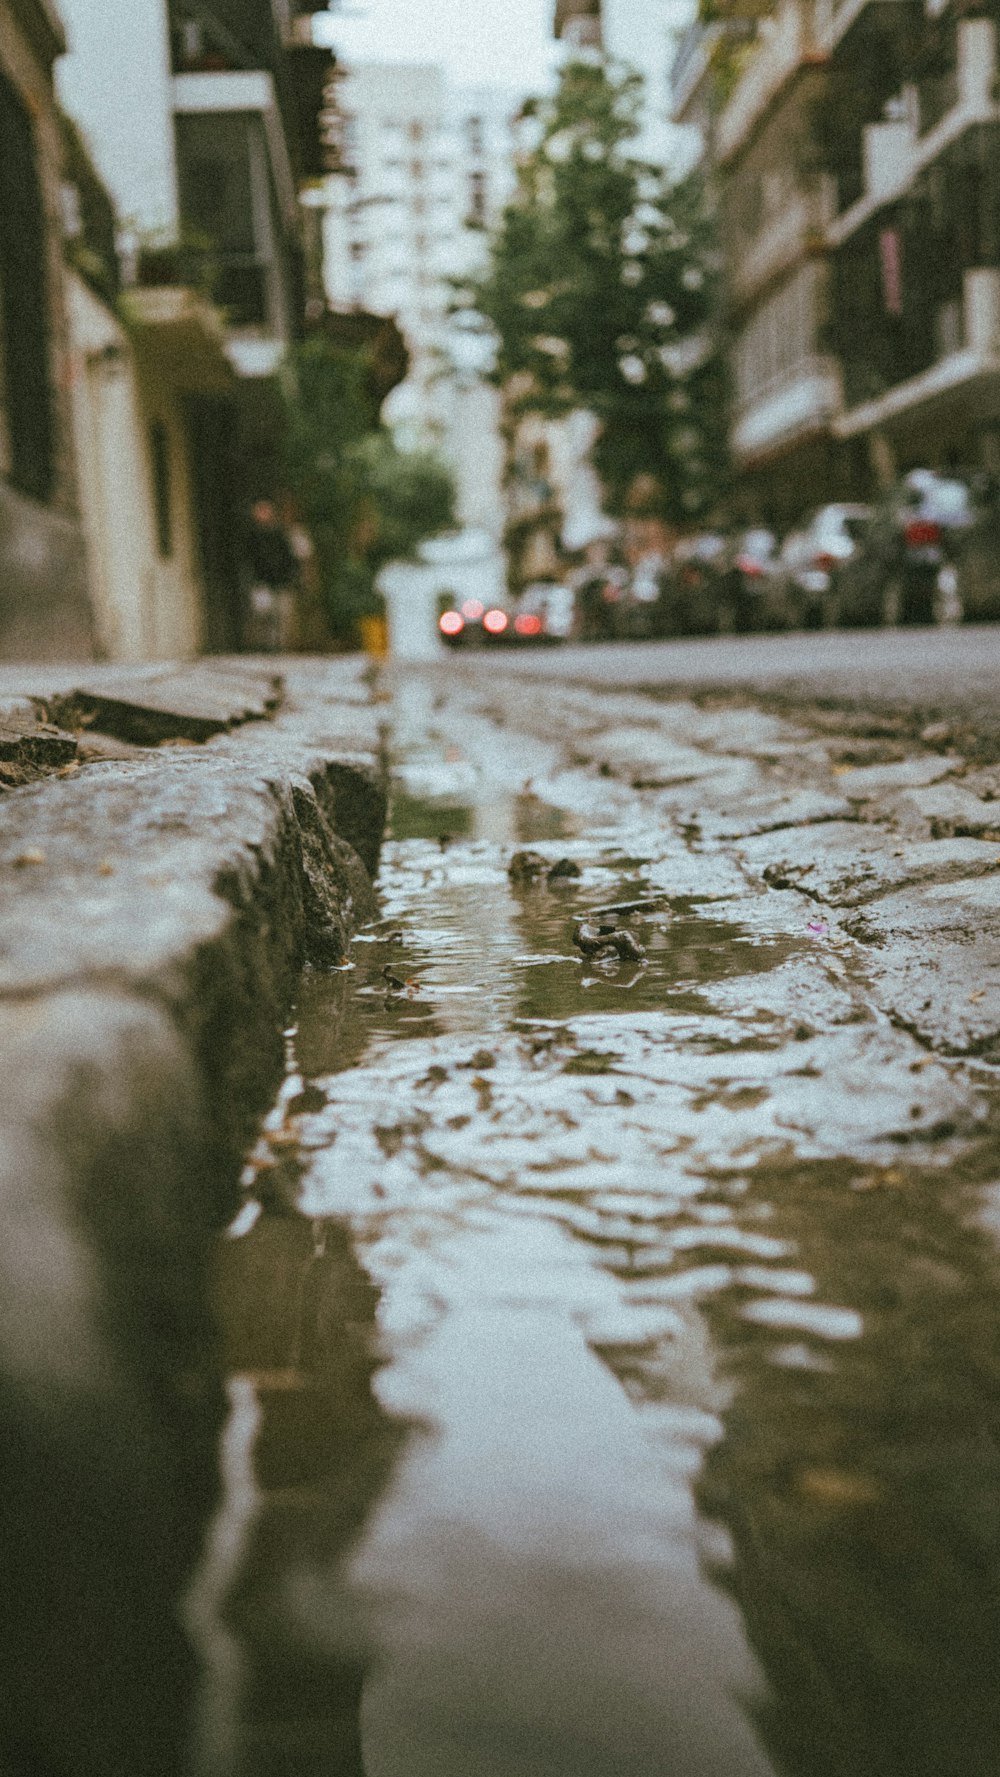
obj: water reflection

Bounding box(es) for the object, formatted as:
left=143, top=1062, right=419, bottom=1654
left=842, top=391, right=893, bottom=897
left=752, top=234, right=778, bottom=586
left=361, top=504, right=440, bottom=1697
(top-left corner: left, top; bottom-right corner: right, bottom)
left=210, top=692, right=1000, bottom=1777
left=207, top=1210, right=406, bottom=1777
left=691, top=1153, right=1000, bottom=1777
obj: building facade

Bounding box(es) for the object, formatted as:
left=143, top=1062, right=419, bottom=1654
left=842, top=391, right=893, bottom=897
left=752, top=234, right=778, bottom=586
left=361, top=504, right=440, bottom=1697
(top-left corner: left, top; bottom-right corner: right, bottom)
left=672, top=0, right=1000, bottom=522
left=0, top=0, right=94, bottom=657
left=323, top=61, right=515, bottom=541
left=57, top=0, right=335, bottom=653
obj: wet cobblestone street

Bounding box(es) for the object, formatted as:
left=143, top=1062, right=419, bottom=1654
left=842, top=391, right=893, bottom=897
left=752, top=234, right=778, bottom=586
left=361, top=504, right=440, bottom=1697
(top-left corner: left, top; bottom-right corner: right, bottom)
left=208, top=670, right=1000, bottom=1777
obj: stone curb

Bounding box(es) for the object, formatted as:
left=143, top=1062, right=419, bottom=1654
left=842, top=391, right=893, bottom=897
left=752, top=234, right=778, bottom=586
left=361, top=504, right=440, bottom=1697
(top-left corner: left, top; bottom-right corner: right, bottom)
left=0, top=661, right=387, bottom=1777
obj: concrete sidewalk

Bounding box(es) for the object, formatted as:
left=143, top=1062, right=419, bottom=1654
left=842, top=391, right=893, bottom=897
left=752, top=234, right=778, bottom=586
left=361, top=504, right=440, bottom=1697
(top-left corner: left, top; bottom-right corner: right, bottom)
left=0, top=657, right=389, bottom=1777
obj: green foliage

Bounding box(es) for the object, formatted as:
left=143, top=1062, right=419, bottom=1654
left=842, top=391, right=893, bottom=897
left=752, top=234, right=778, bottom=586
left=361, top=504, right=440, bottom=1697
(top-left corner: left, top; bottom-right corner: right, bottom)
left=461, top=58, right=728, bottom=521
left=281, top=336, right=456, bottom=643
left=353, top=434, right=457, bottom=574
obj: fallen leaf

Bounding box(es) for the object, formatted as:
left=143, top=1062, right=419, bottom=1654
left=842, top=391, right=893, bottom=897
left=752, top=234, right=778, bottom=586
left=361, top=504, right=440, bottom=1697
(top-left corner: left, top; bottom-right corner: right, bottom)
left=97, top=859, right=114, bottom=877
left=969, top=989, right=988, bottom=1004
left=13, top=848, right=46, bottom=867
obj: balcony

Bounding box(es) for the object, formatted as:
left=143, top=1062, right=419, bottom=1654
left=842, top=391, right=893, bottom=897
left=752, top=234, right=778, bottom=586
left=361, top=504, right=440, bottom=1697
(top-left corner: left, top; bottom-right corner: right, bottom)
left=731, top=353, right=842, bottom=458
left=829, top=18, right=999, bottom=244
left=715, top=0, right=824, bottom=164
left=835, top=268, right=1000, bottom=438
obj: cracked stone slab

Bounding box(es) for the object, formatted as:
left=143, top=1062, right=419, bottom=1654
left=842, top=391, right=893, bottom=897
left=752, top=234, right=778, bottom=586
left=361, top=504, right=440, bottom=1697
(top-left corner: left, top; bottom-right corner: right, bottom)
left=0, top=717, right=78, bottom=779
left=48, top=664, right=284, bottom=745
left=737, top=820, right=1000, bottom=907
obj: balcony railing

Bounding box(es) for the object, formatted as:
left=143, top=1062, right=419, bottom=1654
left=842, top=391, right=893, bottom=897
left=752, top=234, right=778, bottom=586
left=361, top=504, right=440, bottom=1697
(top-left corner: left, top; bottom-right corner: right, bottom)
left=730, top=352, right=842, bottom=456
left=135, top=244, right=272, bottom=329
left=829, top=20, right=999, bottom=244
left=715, top=0, right=818, bottom=163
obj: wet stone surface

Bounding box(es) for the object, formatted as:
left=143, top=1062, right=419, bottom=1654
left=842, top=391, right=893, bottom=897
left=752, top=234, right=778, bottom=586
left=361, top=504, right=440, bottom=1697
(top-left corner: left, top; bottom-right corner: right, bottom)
left=204, top=673, right=1000, bottom=1777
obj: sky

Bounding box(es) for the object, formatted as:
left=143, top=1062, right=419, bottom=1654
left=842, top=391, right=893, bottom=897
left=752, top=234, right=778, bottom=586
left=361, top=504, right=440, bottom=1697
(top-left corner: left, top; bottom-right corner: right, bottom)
left=313, top=0, right=558, bottom=94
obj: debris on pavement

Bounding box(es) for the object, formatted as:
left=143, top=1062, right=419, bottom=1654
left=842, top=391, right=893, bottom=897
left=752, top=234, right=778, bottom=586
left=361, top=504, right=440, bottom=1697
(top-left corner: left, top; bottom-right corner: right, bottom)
left=573, top=918, right=647, bottom=962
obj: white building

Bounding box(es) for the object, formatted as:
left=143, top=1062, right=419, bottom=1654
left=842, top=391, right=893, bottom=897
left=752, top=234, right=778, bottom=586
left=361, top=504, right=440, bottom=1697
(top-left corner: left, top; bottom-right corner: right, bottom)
left=323, top=62, right=516, bottom=540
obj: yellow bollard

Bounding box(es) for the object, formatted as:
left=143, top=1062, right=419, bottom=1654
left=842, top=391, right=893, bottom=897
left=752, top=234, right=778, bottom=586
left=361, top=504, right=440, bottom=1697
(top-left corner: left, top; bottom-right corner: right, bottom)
left=359, top=614, right=389, bottom=658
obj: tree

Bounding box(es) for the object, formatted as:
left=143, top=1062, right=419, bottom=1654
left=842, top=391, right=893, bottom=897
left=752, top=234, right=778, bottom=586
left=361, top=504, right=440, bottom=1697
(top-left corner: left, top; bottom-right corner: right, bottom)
left=459, top=58, right=727, bottom=523
left=281, top=335, right=456, bottom=645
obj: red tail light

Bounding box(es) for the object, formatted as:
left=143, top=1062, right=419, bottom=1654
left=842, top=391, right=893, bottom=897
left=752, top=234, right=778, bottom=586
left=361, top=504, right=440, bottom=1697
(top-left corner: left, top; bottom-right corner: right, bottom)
left=483, top=608, right=509, bottom=634
left=461, top=598, right=485, bottom=620
left=514, top=612, right=543, bottom=636
left=904, top=519, right=940, bottom=547
left=735, top=555, right=766, bottom=577
left=439, top=611, right=464, bottom=636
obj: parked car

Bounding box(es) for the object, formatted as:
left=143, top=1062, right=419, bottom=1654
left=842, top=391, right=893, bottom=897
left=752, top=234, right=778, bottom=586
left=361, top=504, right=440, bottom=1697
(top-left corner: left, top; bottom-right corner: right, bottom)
left=438, top=596, right=517, bottom=648
left=574, top=565, right=630, bottom=641
left=835, top=471, right=973, bottom=627
left=953, top=476, right=1000, bottom=623
left=658, top=532, right=729, bottom=636
left=778, top=504, right=872, bottom=628
left=518, top=580, right=576, bottom=640
left=716, top=528, right=784, bottom=632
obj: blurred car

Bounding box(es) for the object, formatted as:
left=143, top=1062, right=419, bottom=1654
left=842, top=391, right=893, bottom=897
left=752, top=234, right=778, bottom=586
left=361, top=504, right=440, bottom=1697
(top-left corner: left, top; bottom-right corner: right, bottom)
left=835, top=471, right=973, bottom=627
left=437, top=587, right=573, bottom=649
left=574, top=565, right=630, bottom=641
left=658, top=532, right=728, bottom=636
left=716, top=528, right=784, bottom=632
left=778, top=504, right=872, bottom=628
left=518, top=580, right=576, bottom=640
left=952, top=476, right=1000, bottom=623
left=438, top=597, right=515, bottom=648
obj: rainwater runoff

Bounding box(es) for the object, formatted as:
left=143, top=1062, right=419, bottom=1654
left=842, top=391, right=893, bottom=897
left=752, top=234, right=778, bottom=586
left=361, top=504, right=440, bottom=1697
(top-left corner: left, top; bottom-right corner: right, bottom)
left=192, top=674, right=1000, bottom=1777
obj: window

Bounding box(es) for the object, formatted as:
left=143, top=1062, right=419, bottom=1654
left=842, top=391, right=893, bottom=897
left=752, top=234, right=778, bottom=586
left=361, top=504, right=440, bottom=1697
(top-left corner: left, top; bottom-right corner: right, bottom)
left=467, top=116, right=484, bottom=157
left=149, top=420, right=173, bottom=558
left=0, top=69, right=54, bottom=501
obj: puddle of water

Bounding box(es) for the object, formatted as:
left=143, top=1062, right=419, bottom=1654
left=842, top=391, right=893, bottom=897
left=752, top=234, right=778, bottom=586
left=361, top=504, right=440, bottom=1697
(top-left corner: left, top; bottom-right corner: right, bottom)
left=205, top=691, right=1000, bottom=1777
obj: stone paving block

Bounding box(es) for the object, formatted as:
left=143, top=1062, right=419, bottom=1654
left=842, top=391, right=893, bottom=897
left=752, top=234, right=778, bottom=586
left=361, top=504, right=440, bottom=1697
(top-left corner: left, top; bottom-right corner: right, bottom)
left=842, top=875, right=1000, bottom=1057
left=48, top=663, right=283, bottom=745
left=691, top=789, right=853, bottom=844
left=737, top=820, right=1000, bottom=907
left=885, top=781, right=1000, bottom=840
left=0, top=988, right=224, bottom=1777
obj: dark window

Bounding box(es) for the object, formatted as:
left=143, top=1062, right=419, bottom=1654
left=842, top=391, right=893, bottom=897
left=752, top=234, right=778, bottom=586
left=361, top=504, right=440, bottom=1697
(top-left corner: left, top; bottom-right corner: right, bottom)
left=0, top=69, right=54, bottom=502
left=149, top=420, right=173, bottom=557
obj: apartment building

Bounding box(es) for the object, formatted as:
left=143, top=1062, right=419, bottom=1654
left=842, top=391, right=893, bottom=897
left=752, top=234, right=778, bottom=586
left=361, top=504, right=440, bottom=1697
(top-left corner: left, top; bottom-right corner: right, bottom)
left=824, top=0, right=1000, bottom=479
left=323, top=62, right=515, bottom=536
left=0, top=0, right=94, bottom=657
left=57, top=0, right=335, bottom=651
left=673, top=0, right=1000, bottom=521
